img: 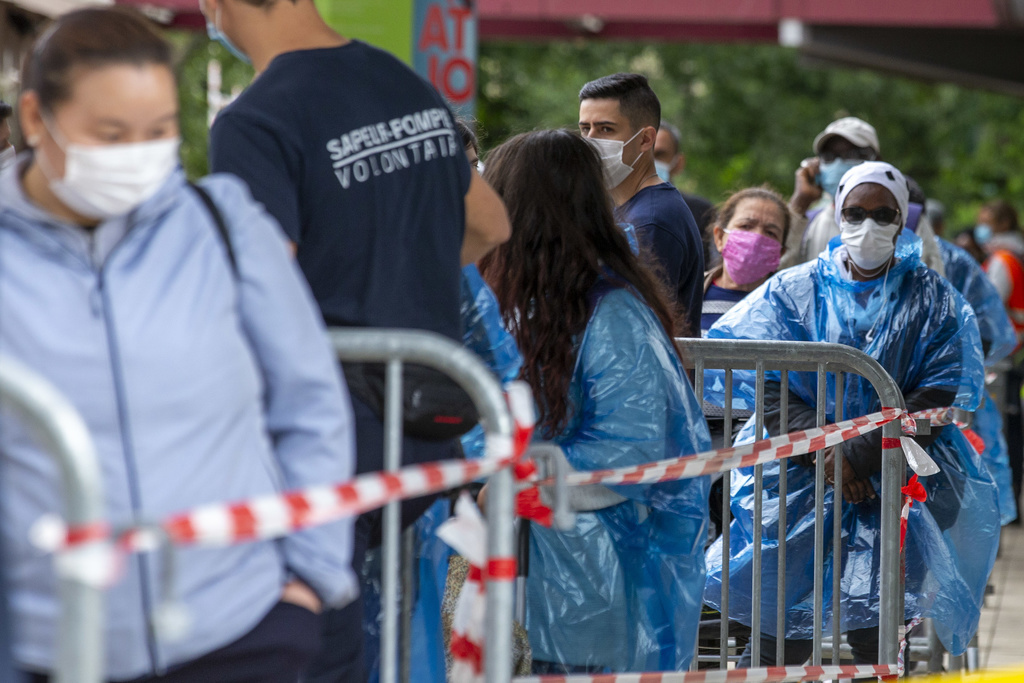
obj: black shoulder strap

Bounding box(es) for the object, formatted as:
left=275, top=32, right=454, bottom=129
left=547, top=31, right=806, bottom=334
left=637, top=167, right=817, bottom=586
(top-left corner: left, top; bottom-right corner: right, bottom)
left=188, top=182, right=239, bottom=277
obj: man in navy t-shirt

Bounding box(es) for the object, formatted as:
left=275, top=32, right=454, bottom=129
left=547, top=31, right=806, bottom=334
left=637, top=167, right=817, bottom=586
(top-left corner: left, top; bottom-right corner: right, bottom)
left=579, top=73, right=704, bottom=337
left=203, top=0, right=509, bottom=680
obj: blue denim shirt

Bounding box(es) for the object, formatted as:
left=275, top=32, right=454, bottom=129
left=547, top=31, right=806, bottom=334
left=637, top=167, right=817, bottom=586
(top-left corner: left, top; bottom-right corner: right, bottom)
left=0, top=160, right=356, bottom=679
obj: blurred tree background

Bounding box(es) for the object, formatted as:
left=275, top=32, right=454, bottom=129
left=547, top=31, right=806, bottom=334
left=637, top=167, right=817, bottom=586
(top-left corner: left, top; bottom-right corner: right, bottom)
left=174, top=36, right=1024, bottom=229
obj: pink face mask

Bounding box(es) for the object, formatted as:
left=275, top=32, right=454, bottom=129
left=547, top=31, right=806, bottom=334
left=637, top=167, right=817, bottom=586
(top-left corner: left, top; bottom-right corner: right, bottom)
left=721, top=229, right=782, bottom=285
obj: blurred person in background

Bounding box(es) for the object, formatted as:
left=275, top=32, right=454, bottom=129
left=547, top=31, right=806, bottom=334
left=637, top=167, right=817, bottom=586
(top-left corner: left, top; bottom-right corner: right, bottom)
left=579, top=73, right=704, bottom=336
left=782, top=116, right=944, bottom=275
left=976, top=199, right=1024, bottom=518
left=705, top=162, right=997, bottom=666
left=654, top=120, right=719, bottom=269
left=654, top=120, right=714, bottom=237
left=480, top=129, right=710, bottom=673
left=925, top=198, right=945, bottom=237
left=0, top=99, right=15, bottom=170
left=3, top=8, right=356, bottom=681
left=954, top=227, right=987, bottom=264
left=909, top=182, right=1018, bottom=524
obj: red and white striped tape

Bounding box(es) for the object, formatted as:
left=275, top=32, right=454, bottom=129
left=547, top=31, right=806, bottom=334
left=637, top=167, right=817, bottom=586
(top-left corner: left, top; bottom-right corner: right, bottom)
left=521, top=404, right=960, bottom=494
left=39, top=382, right=537, bottom=561
left=43, top=396, right=953, bottom=557
left=539, top=408, right=905, bottom=489
left=513, top=663, right=897, bottom=683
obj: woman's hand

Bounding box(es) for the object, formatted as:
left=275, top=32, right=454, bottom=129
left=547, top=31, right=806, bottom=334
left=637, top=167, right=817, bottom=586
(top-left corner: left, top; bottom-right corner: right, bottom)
left=281, top=579, right=322, bottom=614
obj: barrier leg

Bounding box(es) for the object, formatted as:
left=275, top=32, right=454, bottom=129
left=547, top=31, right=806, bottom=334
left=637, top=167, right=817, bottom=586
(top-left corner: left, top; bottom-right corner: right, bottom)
left=0, top=358, right=106, bottom=683
left=380, top=359, right=404, bottom=683
left=878, top=419, right=903, bottom=667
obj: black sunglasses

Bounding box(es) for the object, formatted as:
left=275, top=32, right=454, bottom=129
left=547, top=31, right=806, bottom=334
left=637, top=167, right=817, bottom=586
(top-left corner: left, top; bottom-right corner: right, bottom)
left=841, top=206, right=902, bottom=226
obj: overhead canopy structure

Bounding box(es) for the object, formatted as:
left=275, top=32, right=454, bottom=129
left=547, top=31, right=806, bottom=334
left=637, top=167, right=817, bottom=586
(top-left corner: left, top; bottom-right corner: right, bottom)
left=112, top=0, right=1024, bottom=95
left=476, top=0, right=1024, bottom=96
left=6, top=0, right=109, bottom=16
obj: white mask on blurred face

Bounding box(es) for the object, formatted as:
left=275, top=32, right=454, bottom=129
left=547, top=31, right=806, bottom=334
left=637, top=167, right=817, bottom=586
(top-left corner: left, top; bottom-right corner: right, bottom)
left=38, top=119, right=180, bottom=220
left=839, top=218, right=899, bottom=272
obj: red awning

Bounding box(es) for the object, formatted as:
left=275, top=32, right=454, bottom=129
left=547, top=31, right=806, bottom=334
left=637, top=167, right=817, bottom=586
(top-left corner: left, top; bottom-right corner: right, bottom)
left=119, top=0, right=1008, bottom=36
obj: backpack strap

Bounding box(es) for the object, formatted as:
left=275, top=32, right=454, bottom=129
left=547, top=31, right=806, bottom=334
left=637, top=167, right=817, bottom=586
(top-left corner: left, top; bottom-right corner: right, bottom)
left=188, top=182, right=239, bottom=277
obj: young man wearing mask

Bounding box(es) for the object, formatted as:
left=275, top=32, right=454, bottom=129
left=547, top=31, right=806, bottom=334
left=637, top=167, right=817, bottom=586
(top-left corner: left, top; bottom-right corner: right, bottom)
left=579, top=73, right=704, bottom=337
left=0, top=100, right=14, bottom=170
left=201, top=0, right=511, bottom=681
left=782, top=116, right=944, bottom=274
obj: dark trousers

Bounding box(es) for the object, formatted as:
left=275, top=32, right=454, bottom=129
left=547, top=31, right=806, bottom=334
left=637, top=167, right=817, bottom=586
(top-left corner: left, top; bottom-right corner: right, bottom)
left=1005, top=368, right=1024, bottom=511
left=738, top=627, right=880, bottom=668
left=25, top=602, right=321, bottom=683
left=304, top=396, right=458, bottom=683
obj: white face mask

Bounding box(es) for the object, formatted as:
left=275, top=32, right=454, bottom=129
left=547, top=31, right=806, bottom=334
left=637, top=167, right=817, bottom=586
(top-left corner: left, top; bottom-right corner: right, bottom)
left=0, top=145, right=15, bottom=170
left=38, top=119, right=180, bottom=220
left=839, top=218, right=900, bottom=273
left=586, top=129, right=643, bottom=190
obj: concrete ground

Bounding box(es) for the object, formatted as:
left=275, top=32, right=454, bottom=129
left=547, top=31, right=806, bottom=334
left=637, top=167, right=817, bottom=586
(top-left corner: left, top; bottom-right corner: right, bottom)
left=977, top=522, right=1024, bottom=670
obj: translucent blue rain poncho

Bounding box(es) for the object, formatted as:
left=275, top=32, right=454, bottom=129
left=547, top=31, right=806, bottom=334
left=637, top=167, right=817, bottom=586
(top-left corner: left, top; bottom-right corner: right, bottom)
left=937, top=237, right=1017, bottom=366
left=703, top=232, right=999, bottom=656
left=937, top=236, right=1018, bottom=524
left=526, top=280, right=711, bottom=672
left=368, top=266, right=523, bottom=683
left=460, top=264, right=523, bottom=460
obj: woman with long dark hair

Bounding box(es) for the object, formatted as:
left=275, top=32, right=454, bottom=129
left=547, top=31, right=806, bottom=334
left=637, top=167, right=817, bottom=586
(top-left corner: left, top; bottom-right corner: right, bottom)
left=479, top=129, right=710, bottom=673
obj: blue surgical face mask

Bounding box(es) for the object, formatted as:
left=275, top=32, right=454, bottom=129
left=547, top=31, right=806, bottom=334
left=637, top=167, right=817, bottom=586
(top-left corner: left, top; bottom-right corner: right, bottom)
left=654, top=159, right=672, bottom=183
left=206, top=7, right=251, bottom=64
left=975, top=223, right=993, bottom=245
left=817, top=158, right=862, bottom=199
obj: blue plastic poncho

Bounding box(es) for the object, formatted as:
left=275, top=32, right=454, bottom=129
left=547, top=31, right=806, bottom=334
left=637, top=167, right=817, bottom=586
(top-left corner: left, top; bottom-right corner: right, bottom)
left=937, top=237, right=1016, bottom=366
left=526, top=283, right=711, bottom=672
left=936, top=237, right=1018, bottom=524
left=702, top=233, right=999, bottom=656
left=460, top=264, right=523, bottom=384
left=460, top=265, right=523, bottom=460
left=366, top=266, right=523, bottom=683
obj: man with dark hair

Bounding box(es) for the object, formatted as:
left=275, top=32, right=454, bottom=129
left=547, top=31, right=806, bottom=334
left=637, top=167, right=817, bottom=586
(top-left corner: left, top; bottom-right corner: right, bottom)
left=0, top=99, right=14, bottom=170
left=203, top=0, right=510, bottom=680
left=579, top=73, right=704, bottom=336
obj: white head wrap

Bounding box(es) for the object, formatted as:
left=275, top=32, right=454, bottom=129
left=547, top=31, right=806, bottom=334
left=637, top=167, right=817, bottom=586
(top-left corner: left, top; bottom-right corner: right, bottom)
left=833, top=161, right=910, bottom=229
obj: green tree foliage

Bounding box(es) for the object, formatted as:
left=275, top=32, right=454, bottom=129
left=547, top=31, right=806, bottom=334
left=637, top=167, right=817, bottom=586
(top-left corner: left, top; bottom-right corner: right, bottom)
left=477, top=40, right=1024, bottom=229
left=172, top=35, right=1023, bottom=230
left=172, top=32, right=253, bottom=180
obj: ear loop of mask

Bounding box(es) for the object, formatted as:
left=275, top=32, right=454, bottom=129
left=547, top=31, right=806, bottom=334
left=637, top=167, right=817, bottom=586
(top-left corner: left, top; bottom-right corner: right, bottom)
left=30, top=116, right=68, bottom=184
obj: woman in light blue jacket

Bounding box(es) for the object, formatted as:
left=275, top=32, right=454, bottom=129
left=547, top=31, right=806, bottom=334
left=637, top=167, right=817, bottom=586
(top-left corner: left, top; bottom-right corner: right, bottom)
left=2, top=8, right=355, bottom=682
left=479, top=130, right=710, bottom=673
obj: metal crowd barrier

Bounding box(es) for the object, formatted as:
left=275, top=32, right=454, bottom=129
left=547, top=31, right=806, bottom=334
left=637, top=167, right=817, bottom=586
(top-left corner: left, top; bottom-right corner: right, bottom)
left=328, top=328, right=517, bottom=683
left=678, top=338, right=907, bottom=671
left=0, top=355, right=106, bottom=683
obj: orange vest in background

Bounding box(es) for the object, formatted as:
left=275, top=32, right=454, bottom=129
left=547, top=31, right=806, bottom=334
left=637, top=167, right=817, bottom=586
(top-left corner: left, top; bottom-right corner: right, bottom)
left=985, top=249, right=1024, bottom=339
